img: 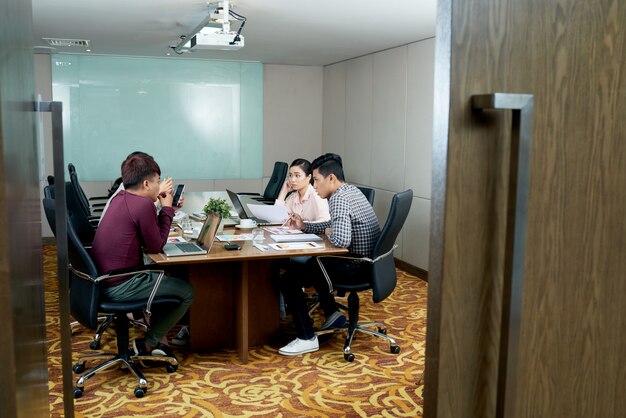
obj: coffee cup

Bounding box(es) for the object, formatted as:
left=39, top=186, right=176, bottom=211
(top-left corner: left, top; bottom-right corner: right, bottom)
left=239, top=219, right=256, bottom=229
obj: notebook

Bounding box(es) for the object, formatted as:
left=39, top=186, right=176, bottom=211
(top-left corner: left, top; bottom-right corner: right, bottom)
left=226, top=189, right=281, bottom=226
left=162, top=212, right=221, bottom=256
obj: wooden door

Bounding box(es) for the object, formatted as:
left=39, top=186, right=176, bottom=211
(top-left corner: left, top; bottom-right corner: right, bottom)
left=424, top=0, right=626, bottom=417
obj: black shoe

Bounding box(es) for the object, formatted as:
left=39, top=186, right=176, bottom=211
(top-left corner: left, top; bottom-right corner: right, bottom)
left=151, top=343, right=175, bottom=358
left=131, top=338, right=148, bottom=356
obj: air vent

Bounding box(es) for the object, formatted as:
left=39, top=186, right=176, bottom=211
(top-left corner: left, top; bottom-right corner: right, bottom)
left=43, top=38, right=91, bottom=47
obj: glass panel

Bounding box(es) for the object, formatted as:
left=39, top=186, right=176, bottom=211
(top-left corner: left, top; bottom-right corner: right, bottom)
left=51, top=55, right=263, bottom=181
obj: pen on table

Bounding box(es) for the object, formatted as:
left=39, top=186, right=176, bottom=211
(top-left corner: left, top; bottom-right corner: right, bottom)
left=253, top=242, right=269, bottom=252
left=280, top=214, right=291, bottom=227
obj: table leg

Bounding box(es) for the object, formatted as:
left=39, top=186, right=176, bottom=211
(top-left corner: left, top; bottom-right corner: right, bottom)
left=236, top=261, right=249, bottom=363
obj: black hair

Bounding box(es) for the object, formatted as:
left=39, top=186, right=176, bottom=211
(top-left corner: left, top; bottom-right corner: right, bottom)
left=311, top=153, right=342, bottom=169
left=122, top=154, right=161, bottom=189
left=311, top=153, right=345, bottom=182
left=290, top=158, right=313, bottom=184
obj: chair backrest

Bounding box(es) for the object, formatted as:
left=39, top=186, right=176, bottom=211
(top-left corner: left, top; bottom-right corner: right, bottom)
left=43, top=184, right=55, bottom=199
left=370, top=189, right=413, bottom=303
left=65, top=182, right=97, bottom=245
left=262, top=161, right=288, bottom=200
left=42, top=198, right=57, bottom=236
left=43, top=197, right=101, bottom=329
left=67, top=215, right=101, bottom=330
left=68, top=163, right=92, bottom=217
left=357, top=186, right=375, bottom=205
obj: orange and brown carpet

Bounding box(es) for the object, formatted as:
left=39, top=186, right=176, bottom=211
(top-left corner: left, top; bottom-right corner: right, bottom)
left=44, top=245, right=426, bottom=417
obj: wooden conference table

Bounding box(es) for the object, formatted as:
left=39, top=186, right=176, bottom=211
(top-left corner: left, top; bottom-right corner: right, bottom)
left=146, top=228, right=347, bottom=363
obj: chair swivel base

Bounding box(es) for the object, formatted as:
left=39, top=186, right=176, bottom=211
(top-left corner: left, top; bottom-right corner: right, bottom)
left=72, top=351, right=178, bottom=398
left=315, top=291, right=401, bottom=362
left=317, top=321, right=401, bottom=362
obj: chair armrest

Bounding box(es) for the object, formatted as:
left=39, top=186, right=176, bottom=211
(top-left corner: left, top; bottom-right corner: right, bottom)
left=98, top=266, right=168, bottom=316
left=89, top=195, right=109, bottom=201
left=315, top=246, right=398, bottom=292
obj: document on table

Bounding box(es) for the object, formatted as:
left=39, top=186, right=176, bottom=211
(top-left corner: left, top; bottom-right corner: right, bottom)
left=270, top=233, right=323, bottom=243
left=247, top=204, right=289, bottom=224
left=269, top=242, right=324, bottom=251
left=216, top=234, right=254, bottom=241
left=263, top=226, right=302, bottom=235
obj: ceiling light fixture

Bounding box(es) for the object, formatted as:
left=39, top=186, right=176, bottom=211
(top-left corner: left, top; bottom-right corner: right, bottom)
left=171, top=0, right=246, bottom=54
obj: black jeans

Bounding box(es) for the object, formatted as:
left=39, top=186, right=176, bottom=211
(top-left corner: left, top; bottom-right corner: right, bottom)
left=279, top=255, right=367, bottom=340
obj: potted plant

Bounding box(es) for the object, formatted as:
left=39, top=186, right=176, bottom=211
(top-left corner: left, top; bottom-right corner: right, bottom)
left=203, top=197, right=231, bottom=231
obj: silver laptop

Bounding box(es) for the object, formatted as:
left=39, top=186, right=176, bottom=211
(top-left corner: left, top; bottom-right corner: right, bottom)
left=162, top=212, right=221, bottom=256
left=226, top=189, right=279, bottom=226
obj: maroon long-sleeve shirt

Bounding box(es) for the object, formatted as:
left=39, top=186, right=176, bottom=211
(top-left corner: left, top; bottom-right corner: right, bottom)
left=91, top=190, right=174, bottom=287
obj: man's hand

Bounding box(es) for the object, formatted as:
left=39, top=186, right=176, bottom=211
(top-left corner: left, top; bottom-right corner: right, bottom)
left=159, top=177, right=173, bottom=198
left=159, top=190, right=174, bottom=207
left=289, top=213, right=305, bottom=230
left=324, top=227, right=333, bottom=235
left=175, top=195, right=185, bottom=208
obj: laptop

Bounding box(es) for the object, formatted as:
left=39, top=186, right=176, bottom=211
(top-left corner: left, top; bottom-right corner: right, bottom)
left=226, top=189, right=280, bottom=226
left=162, top=212, right=221, bottom=256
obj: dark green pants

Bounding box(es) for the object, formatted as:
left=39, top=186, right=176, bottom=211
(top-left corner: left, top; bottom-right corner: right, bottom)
left=102, top=272, right=194, bottom=347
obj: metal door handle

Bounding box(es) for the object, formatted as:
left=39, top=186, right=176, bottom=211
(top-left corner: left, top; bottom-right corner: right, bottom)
left=472, top=93, right=534, bottom=418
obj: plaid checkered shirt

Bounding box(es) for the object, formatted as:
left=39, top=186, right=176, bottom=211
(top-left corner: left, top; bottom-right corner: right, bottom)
left=304, top=183, right=380, bottom=257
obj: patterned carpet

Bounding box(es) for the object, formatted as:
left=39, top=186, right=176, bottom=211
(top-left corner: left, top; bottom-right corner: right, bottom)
left=44, top=245, right=427, bottom=417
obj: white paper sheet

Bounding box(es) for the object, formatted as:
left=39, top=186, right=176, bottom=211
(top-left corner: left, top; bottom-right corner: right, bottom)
left=247, top=204, right=289, bottom=223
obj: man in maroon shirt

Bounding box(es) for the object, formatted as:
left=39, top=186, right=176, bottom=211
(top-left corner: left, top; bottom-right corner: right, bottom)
left=91, top=153, right=194, bottom=359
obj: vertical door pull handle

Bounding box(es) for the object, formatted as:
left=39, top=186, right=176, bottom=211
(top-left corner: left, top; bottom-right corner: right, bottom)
left=472, top=93, right=534, bottom=418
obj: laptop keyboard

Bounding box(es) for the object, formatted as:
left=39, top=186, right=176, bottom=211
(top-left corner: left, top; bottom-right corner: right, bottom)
left=177, top=242, right=203, bottom=253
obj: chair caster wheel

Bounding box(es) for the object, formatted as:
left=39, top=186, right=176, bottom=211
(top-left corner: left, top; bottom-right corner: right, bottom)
left=72, top=364, right=85, bottom=374
left=73, top=387, right=83, bottom=398
left=344, top=353, right=355, bottom=362
left=134, top=387, right=146, bottom=398
left=378, top=327, right=387, bottom=335
left=390, top=345, right=401, bottom=354
left=89, top=340, right=101, bottom=350
left=166, top=364, right=178, bottom=373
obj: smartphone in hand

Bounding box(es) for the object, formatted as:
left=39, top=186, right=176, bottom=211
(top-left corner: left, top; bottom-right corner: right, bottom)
left=172, top=184, right=185, bottom=206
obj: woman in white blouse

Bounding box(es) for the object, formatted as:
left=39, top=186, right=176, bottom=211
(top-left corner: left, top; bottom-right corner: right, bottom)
left=275, top=158, right=330, bottom=225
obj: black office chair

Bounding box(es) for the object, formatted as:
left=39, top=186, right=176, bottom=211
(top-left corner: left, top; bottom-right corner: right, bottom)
left=315, top=189, right=413, bottom=362
left=44, top=192, right=141, bottom=351
left=239, top=161, right=288, bottom=203
left=61, top=212, right=181, bottom=398
left=68, top=163, right=108, bottom=221
left=43, top=183, right=55, bottom=199
left=357, top=186, right=375, bottom=205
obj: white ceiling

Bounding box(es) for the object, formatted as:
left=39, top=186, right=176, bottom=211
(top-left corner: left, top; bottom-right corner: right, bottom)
left=31, top=0, right=437, bottom=66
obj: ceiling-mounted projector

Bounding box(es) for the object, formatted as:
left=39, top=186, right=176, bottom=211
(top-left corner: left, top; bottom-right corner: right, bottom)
left=188, top=27, right=244, bottom=51
left=172, top=0, right=246, bottom=54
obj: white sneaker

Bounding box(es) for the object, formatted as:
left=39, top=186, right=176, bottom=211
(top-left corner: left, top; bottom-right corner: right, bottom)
left=278, top=336, right=319, bottom=356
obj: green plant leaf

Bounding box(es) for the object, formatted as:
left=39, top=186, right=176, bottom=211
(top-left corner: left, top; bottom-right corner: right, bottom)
left=203, top=197, right=231, bottom=218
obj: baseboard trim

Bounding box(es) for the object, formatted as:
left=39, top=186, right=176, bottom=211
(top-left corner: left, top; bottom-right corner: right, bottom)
left=42, top=237, right=56, bottom=246
left=395, top=258, right=428, bottom=281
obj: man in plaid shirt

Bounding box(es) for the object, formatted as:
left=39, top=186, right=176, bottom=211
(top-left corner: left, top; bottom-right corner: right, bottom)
left=278, top=154, right=380, bottom=356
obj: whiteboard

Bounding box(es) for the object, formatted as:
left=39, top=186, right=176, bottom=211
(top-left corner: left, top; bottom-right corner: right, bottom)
left=51, top=55, right=263, bottom=181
